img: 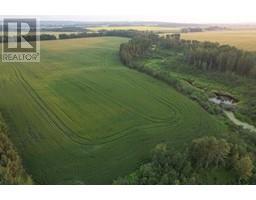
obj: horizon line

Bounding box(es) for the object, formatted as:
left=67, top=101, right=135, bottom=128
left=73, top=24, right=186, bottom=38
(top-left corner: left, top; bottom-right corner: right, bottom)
left=0, top=15, right=256, bottom=25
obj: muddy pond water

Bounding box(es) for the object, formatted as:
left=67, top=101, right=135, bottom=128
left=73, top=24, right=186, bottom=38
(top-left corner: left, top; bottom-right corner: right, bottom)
left=209, top=94, right=256, bottom=133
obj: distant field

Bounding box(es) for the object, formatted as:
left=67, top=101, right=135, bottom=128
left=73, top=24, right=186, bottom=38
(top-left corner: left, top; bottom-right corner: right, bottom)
left=0, top=37, right=225, bottom=184
left=182, top=30, right=256, bottom=51
left=41, top=31, right=79, bottom=36
left=0, top=31, right=77, bottom=37
left=89, top=26, right=181, bottom=33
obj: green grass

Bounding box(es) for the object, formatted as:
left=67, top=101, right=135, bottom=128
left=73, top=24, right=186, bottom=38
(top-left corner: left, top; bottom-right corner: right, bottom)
left=0, top=37, right=226, bottom=184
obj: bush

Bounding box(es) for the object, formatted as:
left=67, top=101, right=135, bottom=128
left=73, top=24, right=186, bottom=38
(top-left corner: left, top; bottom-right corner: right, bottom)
left=114, top=136, right=255, bottom=185
left=0, top=115, right=32, bottom=184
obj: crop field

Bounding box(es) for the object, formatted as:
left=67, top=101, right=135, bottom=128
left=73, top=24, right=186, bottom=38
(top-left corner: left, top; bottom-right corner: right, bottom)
left=0, top=37, right=226, bottom=184
left=182, top=30, right=256, bottom=51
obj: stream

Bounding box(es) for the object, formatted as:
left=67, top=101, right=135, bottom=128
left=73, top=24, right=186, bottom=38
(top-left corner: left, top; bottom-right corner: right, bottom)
left=224, top=111, right=256, bottom=133
left=209, top=96, right=256, bottom=133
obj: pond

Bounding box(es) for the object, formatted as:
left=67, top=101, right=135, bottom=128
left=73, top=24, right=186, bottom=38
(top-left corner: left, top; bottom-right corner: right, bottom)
left=209, top=92, right=238, bottom=107
left=209, top=97, right=234, bottom=106
left=209, top=92, right=256, bottom=133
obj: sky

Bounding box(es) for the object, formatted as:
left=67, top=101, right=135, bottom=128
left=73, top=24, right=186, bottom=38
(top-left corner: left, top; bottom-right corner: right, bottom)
left=1, top=0, right=256, bottom=23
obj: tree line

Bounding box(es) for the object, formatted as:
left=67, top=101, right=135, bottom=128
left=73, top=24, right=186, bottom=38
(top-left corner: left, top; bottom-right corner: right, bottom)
left=59, top=30, right=154, bottom=39
left=0, top=115, right=32, bottom=184
left=114, top=136, right=255, bottom=184
left=0, top=30, right=151, bottom=43
left=185, top=41, right=256, bottom=76
left=0, top=34, right=57, bottom=42
left=160, top=35, right=256, bottom=77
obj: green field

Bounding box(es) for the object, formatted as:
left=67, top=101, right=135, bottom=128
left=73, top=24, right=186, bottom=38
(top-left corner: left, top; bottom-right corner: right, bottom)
left=0, top=37, right=226, bottom=184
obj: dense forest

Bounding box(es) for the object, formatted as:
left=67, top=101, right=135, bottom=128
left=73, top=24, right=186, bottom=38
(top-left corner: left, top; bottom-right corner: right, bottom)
left=184, top=41, right=256, bottom=77
left=0, top=115, right=32, bottom=184
left=120, top=33, right=256, bottom=78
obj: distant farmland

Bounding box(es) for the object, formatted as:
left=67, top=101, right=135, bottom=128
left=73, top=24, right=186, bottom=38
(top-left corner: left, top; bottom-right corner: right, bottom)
left=182, top=30, right=256, bottom=51
left=89, top=26, right=181, bottom=33
left=0, top=37, right=225, bottom=184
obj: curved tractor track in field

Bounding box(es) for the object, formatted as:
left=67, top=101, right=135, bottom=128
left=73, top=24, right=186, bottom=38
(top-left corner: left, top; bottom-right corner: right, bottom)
left=11, top=66, right=183, bottom=146
left=12, top=66, right=92, bottom=145
left=73, top=77, right=180, bottom=124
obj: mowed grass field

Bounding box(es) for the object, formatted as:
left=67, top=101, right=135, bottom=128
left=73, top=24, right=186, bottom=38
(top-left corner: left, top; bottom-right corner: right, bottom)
left=182, top=30, right=256, bottom=51
left=0, top=37, right=226, bottom=184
